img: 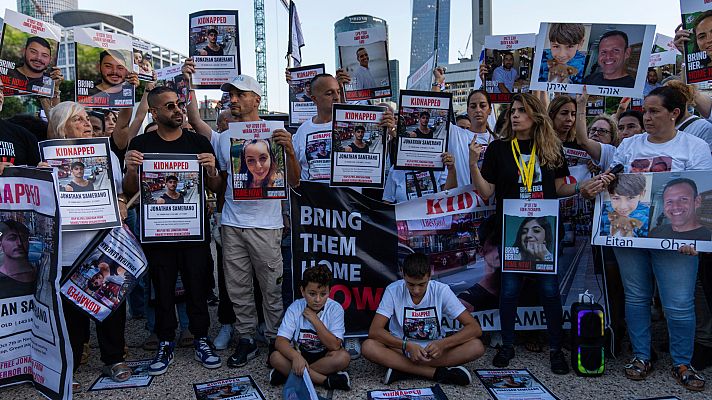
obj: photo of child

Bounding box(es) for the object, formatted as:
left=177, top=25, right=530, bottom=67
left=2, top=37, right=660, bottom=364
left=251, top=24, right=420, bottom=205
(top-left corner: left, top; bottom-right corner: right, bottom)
left=537, top=23, right=590, bottom=84
left=599, top=173, right=651, bottom=237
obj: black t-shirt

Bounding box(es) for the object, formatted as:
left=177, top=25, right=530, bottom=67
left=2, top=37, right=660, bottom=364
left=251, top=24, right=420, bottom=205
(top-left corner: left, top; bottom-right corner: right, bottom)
left=348, top=142, right=370, bottom=153
left=110, top=135, right=127, bottom=167
left=411, top=127, right=435, bottom=139
left=160, top=192, right=185, bottom=204
left=0, top=120, right=41, bottom=166
left=128, top=129, right=215, bottom=247
left=583, top=72, right=635, bottom=88
left=203, top=45, right=224, bottom=56
left=649, top=224, right=712, bottom=241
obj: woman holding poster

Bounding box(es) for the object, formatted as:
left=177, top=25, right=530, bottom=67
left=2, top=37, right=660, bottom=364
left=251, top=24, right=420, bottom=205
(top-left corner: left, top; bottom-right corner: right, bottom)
left=469, top=93, right=582, bottom=375
left=594, top=85, right=712, bottom=391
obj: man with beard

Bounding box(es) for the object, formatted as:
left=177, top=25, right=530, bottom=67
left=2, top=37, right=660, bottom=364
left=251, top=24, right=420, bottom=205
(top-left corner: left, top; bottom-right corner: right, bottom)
left=197, top=29, right=224, bottom=56
left=643, top=68, right=662, bottom=96
left=583, top=30, right=636, bottom=88
left=86, top=51, right=133, bottom=105
left=123, top=86, right=223, bottom=375
left=5, top=36, right=55, bottom=94
left=0, top=220, right=36, bottom=298
left=492, top=52, right=519, bottom=93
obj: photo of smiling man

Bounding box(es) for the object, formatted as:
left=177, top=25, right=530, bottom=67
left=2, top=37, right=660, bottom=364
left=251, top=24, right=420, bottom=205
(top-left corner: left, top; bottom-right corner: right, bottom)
left=649, top=178, right=712, bottom=240
left=584, top=30, right=636, bottom=88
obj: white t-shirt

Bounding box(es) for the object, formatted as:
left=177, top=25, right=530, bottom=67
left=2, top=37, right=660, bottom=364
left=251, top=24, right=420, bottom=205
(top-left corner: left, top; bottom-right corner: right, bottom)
left=442, top=125, right=494, bottom=188
left=376, top=279, right=466, bottom=346
left=677, top=116, right=712, bottom=152
left=611, top=131, right=712, bottom=172
left=277, top=298, right=345, bottom=353
left=216, top=124, right=282, bottom=229
left=382, top=166, right=443, bottom=203
left=293, top=119, right=332, bottom=182
left=350, top=65, right=378, bottom=90
left=596, top=143, right=616, bottom=170
left=62, top=151, right=123, bottom=266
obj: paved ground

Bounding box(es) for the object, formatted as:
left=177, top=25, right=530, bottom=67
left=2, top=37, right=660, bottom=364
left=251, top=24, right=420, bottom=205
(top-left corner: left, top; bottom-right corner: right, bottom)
left=1, top=309, right=709, bottom=399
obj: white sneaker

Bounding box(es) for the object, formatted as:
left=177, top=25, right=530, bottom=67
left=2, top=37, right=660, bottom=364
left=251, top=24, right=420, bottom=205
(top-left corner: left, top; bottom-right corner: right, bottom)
left=213, top=324, right=233, bottom=350
left=345, top=338, right=361, bottom=360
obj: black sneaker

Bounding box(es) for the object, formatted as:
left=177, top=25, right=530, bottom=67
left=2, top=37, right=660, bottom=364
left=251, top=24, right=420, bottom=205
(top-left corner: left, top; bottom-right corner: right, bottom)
left=492, top=345, right=515, bottom=368
left=324, top=371, right=351, bottom=390
left=207, top=291, right=219, bottom=307
left=550, top=350, right=570, bottom=375
left=383, top=368, right=406, bottom=385
left=269, top=368, right=288, bottom=386
left=434, top=366, right=472, bottom=386
left=227, top=338, right=259, bottom=368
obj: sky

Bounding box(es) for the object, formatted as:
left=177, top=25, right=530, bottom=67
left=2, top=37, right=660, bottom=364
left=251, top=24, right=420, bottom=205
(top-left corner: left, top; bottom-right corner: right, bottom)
left=0, top=0, right=685, bottom=112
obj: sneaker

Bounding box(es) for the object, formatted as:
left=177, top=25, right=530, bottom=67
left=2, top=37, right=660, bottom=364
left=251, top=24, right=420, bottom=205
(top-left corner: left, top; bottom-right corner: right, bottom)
left=345, top=338, right=361, bottom=360
left=434, top=366, right=472, bottom=386
left=207, top=291, right=219, bottom=307
left=324, top=371, right=351, bottom=391
left=492, top=345, right=515, bottom=368
left=142, top=333, right=159, bottom=351
left=227, top=338, right=259, bottom=368
left=194, top=337, right=222, bottom=369
left=255, top=322, right=267, bottom=345
left=213, top=324, right=233, bottom=350
left=148, top=341, right=175, bottom=376
left=550, top=350, right=570, bottom=375
left=383, top=368, right=406, bottom=385
left=269, top=368, right=288, bottom=386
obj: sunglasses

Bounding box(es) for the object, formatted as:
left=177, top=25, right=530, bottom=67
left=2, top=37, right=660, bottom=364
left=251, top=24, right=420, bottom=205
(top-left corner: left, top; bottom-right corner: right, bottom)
left=155, top=102, right=186, bottom=111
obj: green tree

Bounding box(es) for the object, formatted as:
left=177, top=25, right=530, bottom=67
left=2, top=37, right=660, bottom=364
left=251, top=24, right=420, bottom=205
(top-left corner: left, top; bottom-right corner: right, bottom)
left=0, top=97, right=25, bottom=118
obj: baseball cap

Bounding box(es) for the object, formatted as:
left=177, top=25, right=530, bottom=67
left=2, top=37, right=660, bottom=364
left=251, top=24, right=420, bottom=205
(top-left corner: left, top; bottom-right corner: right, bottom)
left=220, top=75, right=263, bottom=97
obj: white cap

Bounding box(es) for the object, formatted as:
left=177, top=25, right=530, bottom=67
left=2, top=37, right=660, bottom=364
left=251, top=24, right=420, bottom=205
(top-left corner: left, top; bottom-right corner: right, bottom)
left=220, top=75, right=263, bottom=97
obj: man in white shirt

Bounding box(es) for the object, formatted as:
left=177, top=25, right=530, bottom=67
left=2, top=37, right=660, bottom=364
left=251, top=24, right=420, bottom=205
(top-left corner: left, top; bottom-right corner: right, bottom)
left=350, top=47, right=378, bottom=90
left=361, top=253, right=484, bottom=386
left=492, top=52, right=518, bottom=93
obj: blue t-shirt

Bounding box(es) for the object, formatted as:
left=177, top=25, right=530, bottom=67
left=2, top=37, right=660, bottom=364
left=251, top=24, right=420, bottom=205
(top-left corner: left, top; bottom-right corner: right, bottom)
left=538, top=49, right=586, bottom=84
left=599, top=202, right=650, bottom=237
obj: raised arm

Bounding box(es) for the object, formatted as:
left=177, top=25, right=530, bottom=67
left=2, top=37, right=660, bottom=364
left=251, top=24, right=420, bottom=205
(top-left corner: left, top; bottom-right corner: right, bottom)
left=574, top=90, right=602, bottom=161
left=114, top=74, right=152, bottom=150
left=182, top=58, right=214, bottom=141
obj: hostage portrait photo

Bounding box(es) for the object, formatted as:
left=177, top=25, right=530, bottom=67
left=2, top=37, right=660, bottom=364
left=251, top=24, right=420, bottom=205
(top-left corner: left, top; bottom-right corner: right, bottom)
left=189, top=24, right=238, bottom=58
left=76, top=41, right=135, bottom=107
left=132, top=40, right=154, bottom=81
left=682, top=0, right=712, bottom=83
left=397, top=106, right=449, bottom=141
left=230, top=137, right=286, bottom=199
left=0, top=16, right=59, bottom=96
left=68, top=252, right=134, bottom=310
left=598, top=173, right=653, bottom=238
left=503, top=215, right=558, bottom=273
left=333, top=121, right=383, bottom=155
left=53, top=157, right=110, bottom=193
left=141, top=172, right=200, bottom=205
left=648, top=173, right=712, bottom=241
left=305, top=138, right=331, bottom=162
left=339, top=41, right=391, bottom=97
left=480, top=35, right=535, bottom=102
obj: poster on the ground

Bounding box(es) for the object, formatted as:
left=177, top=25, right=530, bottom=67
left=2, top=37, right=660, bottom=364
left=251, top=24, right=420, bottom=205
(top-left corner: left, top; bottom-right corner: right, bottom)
left=188, top=10, right=240, bottom=89
left=74, top=27, right=134, bottom=108
left=225, top=121, right=287, bottom=200
left=60, top=225, right=147, bottom=322
left=132, top=38, right=154, bottom=82
left=193, top=375, right=266, bottom=400
left=291, top=181, right=399, bottom=336
left=289, top=64, right=324, bottom=127
left=395, top=90, right=452, bottom=171
left=0, top=9, right=60, bottom=97
left=87, top=359, right=153, bottom=391
left=39, top=138, right=121, bottom=231
left=681, top=0, right=712, bottom=83
left=155, top=64, right=188, bottom=103
left=530, top=22, right=654, bottom=98
left=502, top=199, right=559, bottom=274
left=592, top=171, right=712, bottom=251
left=367, top=385, right=449, bottom=399
left=330, top=103, right=387, bottom=188
left=139, top=154, right=204, bottom=243
left=337, top=24, right=391, bottom=101
left=475, top=369, right=560, bottom=400
left=476, top=34, right=536, bottom=103
left=0, top=167, right=71, bottom=400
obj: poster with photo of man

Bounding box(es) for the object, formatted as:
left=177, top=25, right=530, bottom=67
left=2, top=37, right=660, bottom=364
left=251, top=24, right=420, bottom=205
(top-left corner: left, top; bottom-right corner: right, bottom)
left=0, top=9, right=60, bottom=97
left=476, top=34, right=536, bottom=103
left=74, top=27, right=135, bottom=108
left=395, top=90, right=452, bottom=171
left=226, top=121, right=287, bottom=200
left=646, top=50, right=678, bottom=96
left=330, top=103, right=387, bottom=188
left=502, top=199, right=559, bottom=274
left=155, top=64, right=188, bottom=103
left=530, top=22, right=654, bottom=98
left=193, top=375, right=266, bottom=400
left=40, top=138, right=121, bottom=231
left=188, top=10, right=240, bottom=89
left=592, top=171, right=712, bottom=251
left=681, top=0, right=712, bottom=83
left=475, top=369, right=560, bottom=400
left=337, top=24, right=391, bottom=101
left=139, top=154, right=204, bottom=243
left=288, top=63, right=324, bottom=127
left=132, top=38, right=154, bottom=82
left=60, top=225, right=147, bottom=321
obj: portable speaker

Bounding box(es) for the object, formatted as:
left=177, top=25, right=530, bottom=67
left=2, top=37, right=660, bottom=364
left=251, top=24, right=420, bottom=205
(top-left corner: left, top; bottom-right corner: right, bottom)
left=570, top=301, right=605, bottom=376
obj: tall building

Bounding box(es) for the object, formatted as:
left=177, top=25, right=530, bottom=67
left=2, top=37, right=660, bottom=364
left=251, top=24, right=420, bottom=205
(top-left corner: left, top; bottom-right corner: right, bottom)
left=388, top=59, right=399, bottom=103
left=472, top=0, right=492, bottom=59
left=410, top=0, right=450, bottom=74
left=334, top=15, right=388, bottom=68
left=16, top=0, right=77, bottom=24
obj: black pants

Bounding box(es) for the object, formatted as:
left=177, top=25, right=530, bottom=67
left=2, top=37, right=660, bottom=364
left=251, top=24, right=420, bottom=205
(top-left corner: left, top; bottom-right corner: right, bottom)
left=701, top=253, right=712, bottom=312
left=63, top=298, right=126, bottom=370
left=595, top=246, right=626, bottom=347
left=215, top=242, right=236, bottom=325
left=146, top=245, right=211, bottom=341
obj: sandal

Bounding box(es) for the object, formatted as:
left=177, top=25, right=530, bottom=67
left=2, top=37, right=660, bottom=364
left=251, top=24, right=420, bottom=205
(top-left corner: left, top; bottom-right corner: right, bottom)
left=672, top=364, right=705, bottom=392
left=624, top=357, right=652, bottom=380
left=72, top=381, right=81, bottom=392
left=102, top=362, right=132, bottom=383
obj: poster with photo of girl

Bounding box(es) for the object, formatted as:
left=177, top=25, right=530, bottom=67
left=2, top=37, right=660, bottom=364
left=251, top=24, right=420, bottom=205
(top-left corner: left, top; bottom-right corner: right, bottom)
left=502, top=199, right=559, bottom=274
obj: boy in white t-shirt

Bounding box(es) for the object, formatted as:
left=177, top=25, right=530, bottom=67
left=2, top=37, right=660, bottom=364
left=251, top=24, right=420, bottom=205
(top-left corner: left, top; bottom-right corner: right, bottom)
left=268, top=265, right=351, bottom=390
left=362, top=253, right=485, bottom=386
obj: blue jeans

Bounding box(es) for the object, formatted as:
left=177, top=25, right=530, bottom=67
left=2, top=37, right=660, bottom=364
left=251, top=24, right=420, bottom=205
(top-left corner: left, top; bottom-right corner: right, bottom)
left=613, top=247, right=697, bottom=365
left=500, top=272, right=563, bottom=350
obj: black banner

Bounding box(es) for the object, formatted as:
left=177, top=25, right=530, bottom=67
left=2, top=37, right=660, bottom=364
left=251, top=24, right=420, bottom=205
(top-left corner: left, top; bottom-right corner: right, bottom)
left=290, top=181, right=399, bottom=335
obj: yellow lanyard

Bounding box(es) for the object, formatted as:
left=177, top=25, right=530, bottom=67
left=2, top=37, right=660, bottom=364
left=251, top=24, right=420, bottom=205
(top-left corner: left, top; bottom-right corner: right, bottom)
left=511, top=138, right=537, bottom=194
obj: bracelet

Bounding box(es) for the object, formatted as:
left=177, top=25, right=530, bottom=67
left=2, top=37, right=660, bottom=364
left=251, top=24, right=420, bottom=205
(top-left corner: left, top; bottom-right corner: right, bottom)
left=401, top=338, right=408, bottom=355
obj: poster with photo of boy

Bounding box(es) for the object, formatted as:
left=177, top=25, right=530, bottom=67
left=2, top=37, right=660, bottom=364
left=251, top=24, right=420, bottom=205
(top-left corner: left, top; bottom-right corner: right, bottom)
left=0, top=9, right=60, bottom=97
left=530, top=22, right=655, bottom=98
left=330, top=103, right=387, bottom=188
left=188, top=10, right=240, bottom=89
left=681, top=0, right=712, bottom=83
left=502, top=199, right=559, bottom=274
left=475, top=33, right=536, bottom=103
left=337, top=24, right=392, bottom=101
left=288, top=64, right=324, bottom=127
left=592, top=170, right=712, bottom=251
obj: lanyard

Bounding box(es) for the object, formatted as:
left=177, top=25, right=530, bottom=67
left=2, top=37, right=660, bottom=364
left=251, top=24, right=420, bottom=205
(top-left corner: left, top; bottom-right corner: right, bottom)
left=511, top=138, right=537, bottom=194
